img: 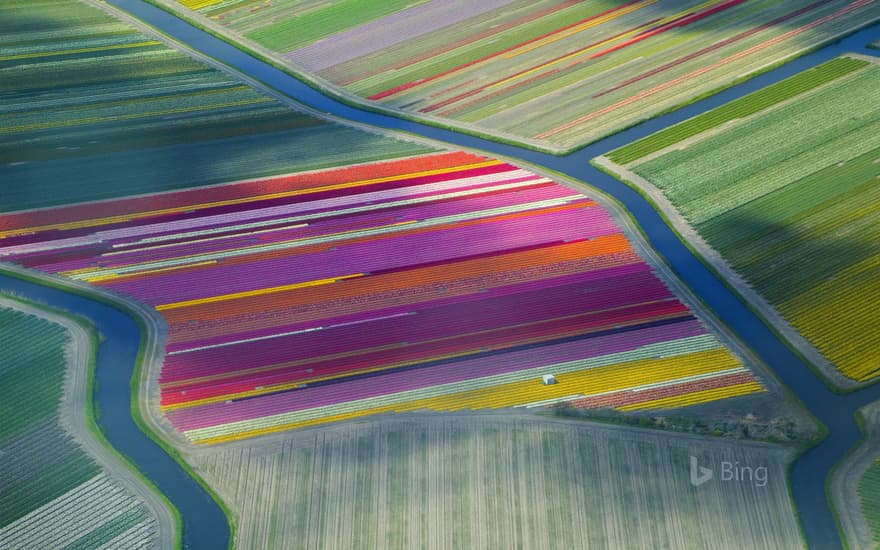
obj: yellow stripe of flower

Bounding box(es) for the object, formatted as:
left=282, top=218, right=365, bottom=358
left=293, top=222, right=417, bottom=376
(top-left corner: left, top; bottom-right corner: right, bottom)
left=180, top=0, right=224, bottom=9
left=81, top=260, right=218, bottom=283
left=156, top=273, right=364, bottom=311
left=0, top=40, right=161, bottom=61
left=192, top=348, right=740, bottom=444
left=1, top=160, right=502, bottom=238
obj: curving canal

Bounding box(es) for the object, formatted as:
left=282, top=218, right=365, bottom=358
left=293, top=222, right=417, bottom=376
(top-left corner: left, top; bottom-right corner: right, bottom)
left=5, top=1, right=880, bottom=547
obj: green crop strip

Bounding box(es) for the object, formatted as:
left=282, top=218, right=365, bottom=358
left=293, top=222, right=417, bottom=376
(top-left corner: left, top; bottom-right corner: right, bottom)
left=607, top=57, right=869, bottom=165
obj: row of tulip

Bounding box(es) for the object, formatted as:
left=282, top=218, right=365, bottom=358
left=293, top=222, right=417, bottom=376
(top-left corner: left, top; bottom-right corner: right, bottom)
left=174, top=0, right=880, bottom=148
left=1, top=150, right=764, bottom=444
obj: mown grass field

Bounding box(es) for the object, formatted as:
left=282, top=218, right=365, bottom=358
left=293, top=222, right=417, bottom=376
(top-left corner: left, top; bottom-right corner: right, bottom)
left=0, top=304, right=158, bottom=549
left=176, top=0, right=880, bottom=148
left=607, top=56, right=880, bottom=382
left=190, top=416, right=801, bottom=550
left=0, top=0, right=433, bottom=212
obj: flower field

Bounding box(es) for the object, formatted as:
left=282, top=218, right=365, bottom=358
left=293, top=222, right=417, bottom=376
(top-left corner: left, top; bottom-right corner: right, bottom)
left=605, top=56, right=880, bottom=382
left=173, top=0, right=880, bottom=148
left=0, top=305, right=158, bottom=548
left=0, top=0, right=433, bottom=212
left=1, top=151, right=765, bottom=444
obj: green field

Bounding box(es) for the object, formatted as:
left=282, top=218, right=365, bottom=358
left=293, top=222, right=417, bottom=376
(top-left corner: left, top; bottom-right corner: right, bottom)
left=607, top=57, right=870, bottom=164
left=0, top=307, right=96, bottom=524
left=0, top=0, right=433, bottom=212
left=0, top=303, right=157, bottom=547
left=859, top=459, right=880, bottom=544
left=608, top=57, right=880, bottom=382
left=191, top=416, right=801, bottom=550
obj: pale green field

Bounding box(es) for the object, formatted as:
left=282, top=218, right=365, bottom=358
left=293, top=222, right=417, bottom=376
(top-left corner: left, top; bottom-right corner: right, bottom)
left=191, top=415, right=801, bottom=550
left=626, top=60, right=880, bottom=381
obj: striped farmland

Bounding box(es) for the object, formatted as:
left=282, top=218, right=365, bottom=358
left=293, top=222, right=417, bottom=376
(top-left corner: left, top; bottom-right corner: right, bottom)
left=0, top=0, right=433, bottom=213
left=0, top=151, right=765, bottom=444
left=604, top=56, right=880, bottom=383
left=172, top=0, right=880, bottom=149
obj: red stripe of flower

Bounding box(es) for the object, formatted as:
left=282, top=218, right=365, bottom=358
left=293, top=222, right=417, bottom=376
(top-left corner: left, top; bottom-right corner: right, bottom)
left=588, top=0, right=749, bottom=60
left=367, top=0, right=646, bottom=101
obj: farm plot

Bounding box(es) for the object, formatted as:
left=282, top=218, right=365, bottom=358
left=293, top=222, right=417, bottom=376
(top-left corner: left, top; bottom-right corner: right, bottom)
left=0, top=0, right=432, bottom=212
left=0, top=151, right=766, bottom=445
left=174, top=0, right=880, bottom=149
left=861, top=459, right=880, bottom=546
left=0, top=305, right=159, bottom=549
left=832, top=400, right=880, bottom=549
left=604, top=56, right=880, bottom=383
left=188, top=415, right=802, bottom=550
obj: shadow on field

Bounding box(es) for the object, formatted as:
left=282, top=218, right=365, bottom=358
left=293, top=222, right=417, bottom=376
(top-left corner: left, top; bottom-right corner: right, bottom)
left=697, top=205, right=877, bottom=306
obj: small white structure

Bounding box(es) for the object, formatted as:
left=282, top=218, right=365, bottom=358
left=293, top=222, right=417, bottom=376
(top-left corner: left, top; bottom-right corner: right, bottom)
left=542, top=374, right=557, bottom=385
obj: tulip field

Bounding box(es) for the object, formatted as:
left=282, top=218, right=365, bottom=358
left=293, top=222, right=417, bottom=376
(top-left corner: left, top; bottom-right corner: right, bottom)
left=0, top=305, right=158, bottom=549
left=605, top=56, right=880, bottom=382
left=173, top=0, right=880, bottom=148
left=0, top=150, right=765, bottom=445
left=190, top=416, right=802, bottom=549
left=0, top=0, right=432, bottom=212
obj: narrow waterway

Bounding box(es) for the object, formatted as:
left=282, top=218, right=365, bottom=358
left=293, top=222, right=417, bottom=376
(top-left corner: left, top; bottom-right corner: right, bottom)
left=9, top=1, right=880, bottom=547
left=0, top=272, right=229, bottom=549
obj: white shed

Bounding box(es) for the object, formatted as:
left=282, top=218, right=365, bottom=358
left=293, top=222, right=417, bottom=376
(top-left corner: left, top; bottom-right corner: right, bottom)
left=542, top=374, right=557, bottom=385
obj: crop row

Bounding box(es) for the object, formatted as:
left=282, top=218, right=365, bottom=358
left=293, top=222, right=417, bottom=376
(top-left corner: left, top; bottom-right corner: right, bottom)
left=614, top=57, right=880, bottom=382
left=607, top=56, right=869, bottom=164
left=191, top=418, right=802, bottom=549
left=0, top=0, right=433, bottom=213
left=176, top=0, right=880, bottom=148
left=0, top=305, right=156, bottom=546
left=0, top=473, right=154, bottom=550
left=1, top=150, right=764, bottom=443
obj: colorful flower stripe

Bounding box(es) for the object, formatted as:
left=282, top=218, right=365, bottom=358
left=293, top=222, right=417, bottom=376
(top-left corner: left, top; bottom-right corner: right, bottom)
left=366, top=0, right=650, bottom=101
left=591, top=0, right=830, bottom=99
left=0, top=151, right=480, bottom=235
left=159, top=239, right=640, bottom=349
left=535, top=0, right=877, bottom=139
left=160, top=310, right=701, bottom=410
left=186, top=346, right=747, bottom=445
left=567, top=370, right=757, bottom=409
left=616, top=381, right=765, bottom=411
left=0, top=152, right=764, bottom=443
left=186, top=0, right=880, bottom=148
